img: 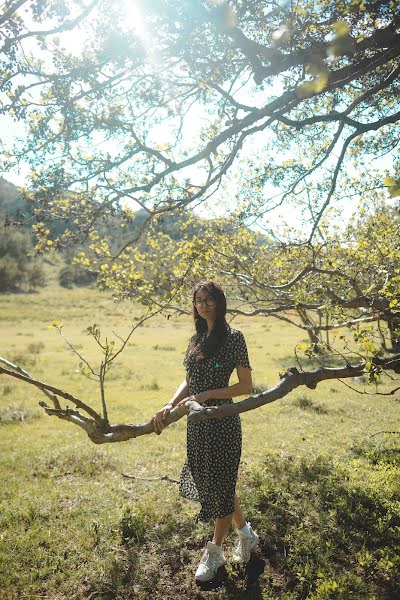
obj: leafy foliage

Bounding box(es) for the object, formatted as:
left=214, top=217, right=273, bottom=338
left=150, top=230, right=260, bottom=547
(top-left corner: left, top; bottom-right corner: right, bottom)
left=1, top=1, right=399, bottom=364
left=0, top=230, right=46, bottom=292
left=1, top=0, right=398, bottom=242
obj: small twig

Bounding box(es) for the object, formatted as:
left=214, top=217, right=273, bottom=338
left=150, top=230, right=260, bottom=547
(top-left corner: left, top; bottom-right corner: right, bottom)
left=368, top=430, right=400, bottom=438
left=338, top=378, right=400, bottom=396
left=57, top=329, right=97, bottom=377
left=109, top=307, right=166, bottom=364
left=121, top=473, right=179, bottom=484
left=0, top=357, right=61, bottom=409
left=99, top=360, right=109, bottom=425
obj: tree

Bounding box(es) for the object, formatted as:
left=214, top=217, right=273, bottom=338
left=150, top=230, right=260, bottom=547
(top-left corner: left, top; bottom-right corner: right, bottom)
left=0, top=229, right=46, bottom=291
left=1, top=0, right=399, bottom=247
left=59, top=263, right=97, bottom=288
left=1, top=1, right=399, bottom=440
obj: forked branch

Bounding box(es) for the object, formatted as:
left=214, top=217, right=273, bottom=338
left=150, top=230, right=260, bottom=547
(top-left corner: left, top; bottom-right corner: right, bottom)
left=1, top=353, right=399, bottom=444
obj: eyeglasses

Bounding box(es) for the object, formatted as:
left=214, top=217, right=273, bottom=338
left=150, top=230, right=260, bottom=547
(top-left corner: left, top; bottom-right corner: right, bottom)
left=194, top=298, right=216, bottom=307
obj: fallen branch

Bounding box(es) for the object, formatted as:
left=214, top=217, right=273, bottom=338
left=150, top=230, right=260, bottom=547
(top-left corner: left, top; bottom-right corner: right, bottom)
left=1, top=353, right=399, bottom=444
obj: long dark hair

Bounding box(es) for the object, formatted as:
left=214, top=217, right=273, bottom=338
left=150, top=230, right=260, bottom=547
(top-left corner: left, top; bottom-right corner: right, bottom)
left=184, top=281, right=230, bottom=365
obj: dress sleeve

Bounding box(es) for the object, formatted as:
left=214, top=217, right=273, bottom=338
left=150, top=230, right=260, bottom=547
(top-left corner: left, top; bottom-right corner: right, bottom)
left=233, top=331, right=252, bottom=369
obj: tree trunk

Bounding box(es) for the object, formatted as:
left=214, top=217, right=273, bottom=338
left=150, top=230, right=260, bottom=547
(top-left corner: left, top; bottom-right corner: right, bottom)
left=387, top=317, right=400, bottom=355
left=297, top=308, right=323, bottom=354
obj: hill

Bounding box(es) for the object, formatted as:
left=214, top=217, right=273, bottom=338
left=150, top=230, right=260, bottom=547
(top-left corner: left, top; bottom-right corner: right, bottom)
left=0, top=177, right=27, bottom=224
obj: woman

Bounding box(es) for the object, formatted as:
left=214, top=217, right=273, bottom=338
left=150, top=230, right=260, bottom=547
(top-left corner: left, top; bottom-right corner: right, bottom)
left=153, top=281, right=259, bottom=582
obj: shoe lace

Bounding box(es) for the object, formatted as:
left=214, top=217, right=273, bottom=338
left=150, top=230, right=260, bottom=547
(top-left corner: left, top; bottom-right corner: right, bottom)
left=236, top=535, right=250, bottom=558
left=202, top=549, right=221, bottom=569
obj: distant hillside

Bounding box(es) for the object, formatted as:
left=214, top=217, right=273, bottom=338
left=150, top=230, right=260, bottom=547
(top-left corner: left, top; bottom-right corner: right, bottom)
left=0, top=177, right=201, bottom=244
left=0, top=177, right=270, bottom=250
left=0, top=177, right=27, bottom=221
left=0, top=177, right=209, bottom=249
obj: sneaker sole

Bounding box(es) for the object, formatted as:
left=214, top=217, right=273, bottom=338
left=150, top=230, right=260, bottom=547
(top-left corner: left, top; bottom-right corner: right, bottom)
left=195, top=558, right=226, bottom=582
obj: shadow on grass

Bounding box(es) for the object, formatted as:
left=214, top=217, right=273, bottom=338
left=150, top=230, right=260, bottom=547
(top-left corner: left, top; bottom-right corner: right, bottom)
left=350, top=433, right=400, bottom=467
left=242, top=451, right=400, bottom=600
left=196, top=554, right=266, bottom=597
left=85, top=444, right=399, bottom=600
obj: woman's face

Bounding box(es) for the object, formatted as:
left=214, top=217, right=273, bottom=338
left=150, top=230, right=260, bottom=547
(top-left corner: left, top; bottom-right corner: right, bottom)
left=194, top=288, right=217, bottom=321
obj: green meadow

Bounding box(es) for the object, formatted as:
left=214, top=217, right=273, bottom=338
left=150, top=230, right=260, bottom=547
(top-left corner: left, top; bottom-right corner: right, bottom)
left=0, top=285, right=399, bottom=599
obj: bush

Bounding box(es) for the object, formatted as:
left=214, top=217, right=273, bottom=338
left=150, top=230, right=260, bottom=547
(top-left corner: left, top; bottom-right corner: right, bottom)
left=0, top=404, right=42, bottom=424
left=59, top=264, right=97, bottom=288
left=26, top=263, right=46, bottom=290
left=0, top=256, right=20, bottom=291
left=27, top=342, right=45, bottom=354
left=0, top=230, right=46, bottom=292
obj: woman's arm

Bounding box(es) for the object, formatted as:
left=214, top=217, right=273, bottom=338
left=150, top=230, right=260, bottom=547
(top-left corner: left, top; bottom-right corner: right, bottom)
left=176, top=365, right=253, bottom=406
left=153, top=373, right=189, bottom=434
left=167, top=374, right=189, bottom=407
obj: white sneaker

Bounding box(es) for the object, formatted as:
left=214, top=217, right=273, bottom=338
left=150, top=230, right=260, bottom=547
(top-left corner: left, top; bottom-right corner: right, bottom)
left=195, top=541, right=226, bottom=582
left=232, top=523, right=259, bottom=563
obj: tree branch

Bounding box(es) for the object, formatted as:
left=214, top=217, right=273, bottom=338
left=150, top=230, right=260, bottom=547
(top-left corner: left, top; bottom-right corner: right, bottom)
left=1, top=353, right=399, bottom=444
left=0, top=363, right=102, bottom=423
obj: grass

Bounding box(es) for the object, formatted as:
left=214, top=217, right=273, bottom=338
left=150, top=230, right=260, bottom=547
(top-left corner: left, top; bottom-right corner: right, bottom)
left=0, top=285, right=399, bottom=599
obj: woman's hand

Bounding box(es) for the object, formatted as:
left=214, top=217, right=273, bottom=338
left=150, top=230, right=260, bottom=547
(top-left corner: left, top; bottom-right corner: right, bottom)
left=152, top=403, right=174, bottom=435
left=176, top=391, right=210, bottom=408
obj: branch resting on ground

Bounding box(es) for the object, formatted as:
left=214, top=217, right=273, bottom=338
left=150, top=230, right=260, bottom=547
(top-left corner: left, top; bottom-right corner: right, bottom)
left=1, top=354, right=399, bottom=444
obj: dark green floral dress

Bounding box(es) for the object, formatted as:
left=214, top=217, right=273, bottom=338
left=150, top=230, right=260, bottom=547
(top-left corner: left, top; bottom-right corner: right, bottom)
left=179, top=327, right=251, bottom=521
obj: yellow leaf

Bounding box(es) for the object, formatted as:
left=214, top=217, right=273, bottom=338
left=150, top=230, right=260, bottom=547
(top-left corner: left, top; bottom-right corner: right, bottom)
left=389, top=185, right=400, bottom=198
left=333, top=21, right=350, bottom=37
left=313, top=71, right=329, bottom=92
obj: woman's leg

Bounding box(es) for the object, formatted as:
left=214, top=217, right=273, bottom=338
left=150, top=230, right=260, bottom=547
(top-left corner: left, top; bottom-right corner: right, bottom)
left=212, top=513, right=232, bottom=545
left=212, top=494, right=246, bottom=545
left=232, top=493, right=246, bottom=529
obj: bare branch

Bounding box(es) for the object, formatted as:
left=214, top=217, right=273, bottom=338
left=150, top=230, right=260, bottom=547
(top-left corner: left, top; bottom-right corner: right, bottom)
left=0, top=0, right=29, bottom=27
left=2, top=352, right=399, bottom=444
left=1, top=0, right=100, bottom=47
left=0, top=357, right=61, bottom=409
left=0, top=364, right=102, bottom=423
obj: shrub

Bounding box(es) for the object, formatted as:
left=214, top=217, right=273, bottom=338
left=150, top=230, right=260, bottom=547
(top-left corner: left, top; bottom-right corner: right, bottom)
left=0, top=256, right=20, bottom=291
left=0, top=231, right=46, bottom=292
left=27, top=342, right=45, bottom=354
left=59, top=264, right=97, bottom=288
left=26, top=263, right=46, bottom=290
left=140, top=379, right=159, bottom=390
left=119, top=506, right=148, bottom=545
left=0, top=405, right=41, bottom=423
left=293, top=394, right=329, bottom=414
